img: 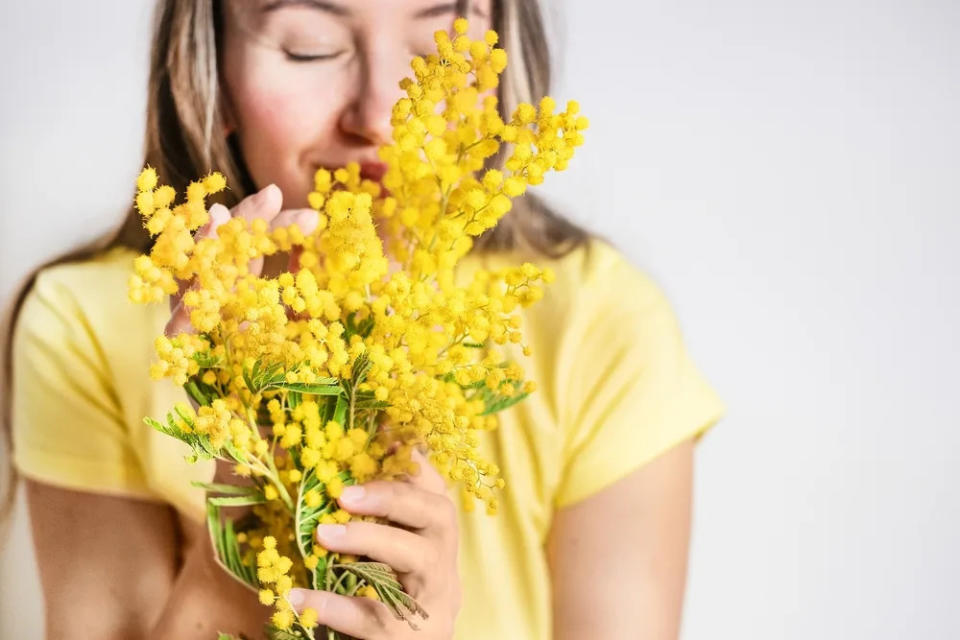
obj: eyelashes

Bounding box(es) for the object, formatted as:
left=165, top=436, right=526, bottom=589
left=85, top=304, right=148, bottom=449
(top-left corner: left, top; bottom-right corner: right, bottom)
left=283, top=49, right=345, bottom=62
left=281, top=47, right=434, bottom=63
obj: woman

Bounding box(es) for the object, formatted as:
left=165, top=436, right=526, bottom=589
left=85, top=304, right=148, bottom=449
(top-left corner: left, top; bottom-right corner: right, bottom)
left=4, top=0, right=724, bottom=638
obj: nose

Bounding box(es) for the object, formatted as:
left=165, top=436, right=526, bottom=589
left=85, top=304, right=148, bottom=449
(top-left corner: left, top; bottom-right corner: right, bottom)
left=338, top=43, right=409, bottom=147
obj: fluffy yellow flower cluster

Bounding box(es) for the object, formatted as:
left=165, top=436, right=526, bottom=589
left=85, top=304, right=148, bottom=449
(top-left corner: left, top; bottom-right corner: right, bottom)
left=256, top=536, right=320, bottom=630
left=131, top=19, right=585, bottom=640
left=376, top=18, right=587, bottom=279
left=129, top=167, right=227, bottom=303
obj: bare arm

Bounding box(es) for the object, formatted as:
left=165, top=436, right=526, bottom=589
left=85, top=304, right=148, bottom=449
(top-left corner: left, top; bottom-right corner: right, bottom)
left=25, top=480, right=269, bottom=640
left=23, top=187, right=316, bottom=639
left=547, top=438, right=695, bottom=640
left=26, top=480, right=179, bottom=638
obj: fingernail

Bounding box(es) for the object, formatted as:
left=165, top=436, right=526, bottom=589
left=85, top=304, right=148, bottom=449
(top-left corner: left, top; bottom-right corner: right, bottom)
left=292, top=208, right=320, bottom=234
left=315, top=524, right=347, bottom=541
left=208, top=202, right=230, bottom=217
left=287, top=588, right=306, bottom=608
left=202, top=204, right=230, bottom=238
left=340, top=485, right=366, bottom=503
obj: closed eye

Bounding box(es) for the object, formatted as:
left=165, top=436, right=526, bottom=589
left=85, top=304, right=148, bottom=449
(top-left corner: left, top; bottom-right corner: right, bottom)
left=283, top=49, right=345, bottom=62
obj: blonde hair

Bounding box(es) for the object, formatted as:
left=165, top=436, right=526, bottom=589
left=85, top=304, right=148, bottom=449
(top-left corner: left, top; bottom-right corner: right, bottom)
left=0, top=0, right=589, bottom=522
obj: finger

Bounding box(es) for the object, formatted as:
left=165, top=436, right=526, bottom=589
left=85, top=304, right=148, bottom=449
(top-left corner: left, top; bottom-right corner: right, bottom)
left=288, top=588, right=403, bottom=639
left=231, top=182, right=283, bottom=225
left=269, top=207, right=320, bottom=235
left=232, top=184, right=285, bottom=277
left=164, top=299, right=191, bottom=338
left=257, top=207, right=318, bottom=285
left=402, top=446, right=448, bottom=496
left=337, top=481, right=456, bottom=535
left=315, top=521, right=436, bottom=574
left=199, top=202, right=232, bottom=239
left=270, top=208, right=318, bottom=276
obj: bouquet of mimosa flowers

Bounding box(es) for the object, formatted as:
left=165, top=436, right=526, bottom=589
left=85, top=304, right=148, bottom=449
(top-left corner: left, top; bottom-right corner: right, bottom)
left=127, top=18, right=587, bottom=640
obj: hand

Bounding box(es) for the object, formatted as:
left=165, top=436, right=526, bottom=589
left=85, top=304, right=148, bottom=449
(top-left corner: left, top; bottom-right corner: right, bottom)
left=165, top=183, right=318, bottom=338
left=288, top=448, right=463, bottom=639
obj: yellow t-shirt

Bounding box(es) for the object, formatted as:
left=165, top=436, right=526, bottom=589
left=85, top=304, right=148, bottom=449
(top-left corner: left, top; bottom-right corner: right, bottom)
left=11, top=238, right=724, bottom=639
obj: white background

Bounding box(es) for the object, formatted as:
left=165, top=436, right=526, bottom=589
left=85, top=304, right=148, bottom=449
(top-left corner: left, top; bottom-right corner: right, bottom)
left=2, top=1, right=958, bottom=638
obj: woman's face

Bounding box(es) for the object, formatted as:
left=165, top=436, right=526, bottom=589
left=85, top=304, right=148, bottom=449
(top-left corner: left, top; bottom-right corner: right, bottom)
left=221, top=0, right=493, bottom=208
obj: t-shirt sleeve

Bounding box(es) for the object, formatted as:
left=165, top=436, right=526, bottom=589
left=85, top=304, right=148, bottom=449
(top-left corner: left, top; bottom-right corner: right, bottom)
left=11, top=268, right=154, bottom=498
left=552, top=249, right=725, bottom=509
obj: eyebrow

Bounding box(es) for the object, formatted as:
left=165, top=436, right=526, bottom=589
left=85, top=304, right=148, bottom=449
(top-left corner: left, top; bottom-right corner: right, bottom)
left=261, top=0, right=349, bottom=16
left=413, top=2, right=488, bottom=20
left=260, top=0, right=487, bottom=20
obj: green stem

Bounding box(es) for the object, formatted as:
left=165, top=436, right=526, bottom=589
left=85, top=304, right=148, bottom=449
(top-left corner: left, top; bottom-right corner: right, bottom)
left=331, top=569, right=350, bottom=594
left=437, top=332, right=467, bottom=358
left=264, top=455, right=295, bottom=512
left=348, top=382, right=356, bottom=432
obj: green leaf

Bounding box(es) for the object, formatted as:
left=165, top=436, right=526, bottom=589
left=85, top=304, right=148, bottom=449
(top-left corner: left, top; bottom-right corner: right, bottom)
left=313, top=553, right=328, bottom=590
left=223, top=439, right=249, bottom=464
left=196, top=430, right=220, bottom=457
left=344, top=571, right=357, bottom=594
left=344, top=311, right=376, bottom=340
left=144, top=414, right=215, bottom=462
left=317, top=394, right=336, bottom=424
left=206, top=502, right=258, bottom=589
left=144, top=416, right=173, bottom=437
left=440, top=372, right=486, bottom=391
left=354, top=399, right=391, bottom=410
left=352, top=390, right=391, bottom=410
left=173, top=403, right=197, bottom=427
left=193, top=350, right=223, bottom=368
left=332, top=395, right=348, bottom=425
left=294, top=468, right=328, bottom=589
left=191, top=481, right=254, bottom=495
left=332, top=561, right=428, bottom=628
left=264, top=624, right=306, bottom=640
left=208, top=494, right=267, bottom=507
left=288, top=390, right=302, bottom=410
left=242, top=366, right=254, bottom=396
left=350, top=351, right=372, bottom=386
left=269, top=381, right=342, bottom=395
left=184, top=379, right=211, bottom=407
left=223, top=517, right=241, bottom=576
left=207, top=501, right=223, bottom=557
left=480, top=391, right=530, bottom=416
left=242, top=358, right=286, bottom=394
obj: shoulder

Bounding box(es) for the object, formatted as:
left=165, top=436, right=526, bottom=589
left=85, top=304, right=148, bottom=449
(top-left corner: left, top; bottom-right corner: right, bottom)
left=21, top=245, right=141, bottom=324
left=520, top=238, right=677, bottom=347
left=27, top=245, right=138, bottom=303
left=528, top=238, right=713, bottom=415
left=467, top=237, right=679, bottom=354
left=15, top=245, right=158, bottom=367
left=546, top=237, right=665, bottom=306
left=11, top=247, right=172, bottom=500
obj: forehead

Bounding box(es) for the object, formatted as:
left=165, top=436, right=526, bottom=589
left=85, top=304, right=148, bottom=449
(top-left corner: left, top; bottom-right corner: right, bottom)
left=223, top=0, right=494, bottom=48
left=240, top=0, right=491, bottom=20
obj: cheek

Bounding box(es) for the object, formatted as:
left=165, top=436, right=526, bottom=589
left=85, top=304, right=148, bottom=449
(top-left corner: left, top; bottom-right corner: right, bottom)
left=234, top=79, right=313, bottom=154
left=225, top=56, right=346, bottom=196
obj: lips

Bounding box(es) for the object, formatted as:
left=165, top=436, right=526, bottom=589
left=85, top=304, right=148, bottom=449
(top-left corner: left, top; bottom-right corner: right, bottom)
left=359, top=161, right=387, bottom=183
